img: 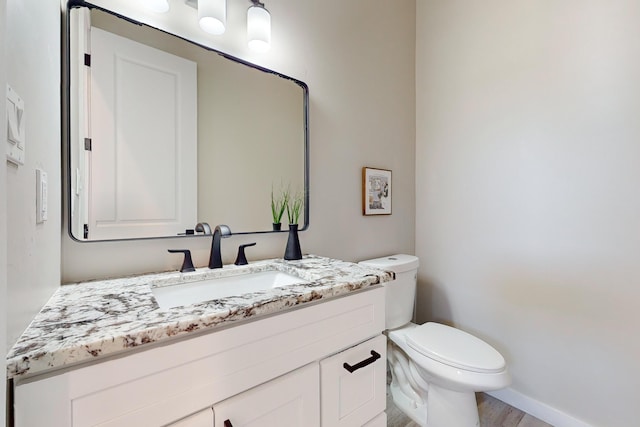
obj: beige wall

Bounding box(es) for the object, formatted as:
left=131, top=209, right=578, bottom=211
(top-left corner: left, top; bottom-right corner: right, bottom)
left=5, top=0, right=61, bottom=347
left=416, top=1, right=640, bottom=426
left=62, top=0, right=416, bottom=282
left=197, top=62, right=304, bottom=231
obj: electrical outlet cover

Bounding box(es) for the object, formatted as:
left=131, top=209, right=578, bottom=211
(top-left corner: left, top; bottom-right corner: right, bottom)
left=36, top=169, right=48, bottom=223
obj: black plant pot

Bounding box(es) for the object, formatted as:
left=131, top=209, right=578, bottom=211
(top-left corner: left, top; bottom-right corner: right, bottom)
left=284, top=224, right=302, bottom=260
left=272, top=222, right=282, bottom=231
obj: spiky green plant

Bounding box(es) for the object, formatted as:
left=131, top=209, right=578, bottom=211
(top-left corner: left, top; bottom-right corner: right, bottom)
left=286, top=191, right=304, bottom=225
left=271, top=185, right=288, bottom=224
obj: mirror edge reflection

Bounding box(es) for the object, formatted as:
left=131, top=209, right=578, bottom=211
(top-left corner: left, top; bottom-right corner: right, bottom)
left=63, top=0, right=310, bottom=243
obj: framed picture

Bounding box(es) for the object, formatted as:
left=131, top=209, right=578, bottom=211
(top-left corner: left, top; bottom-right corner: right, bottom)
left=362, top=167, right=392, bottom=215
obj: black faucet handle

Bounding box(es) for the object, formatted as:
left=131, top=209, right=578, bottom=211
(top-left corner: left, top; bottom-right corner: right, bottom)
left=234, top=243, right=257, bottom=266
left=168, top=249, right=196, bottom=273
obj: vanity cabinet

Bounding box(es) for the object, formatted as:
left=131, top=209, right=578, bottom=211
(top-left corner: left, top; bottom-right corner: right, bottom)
left=213, top=362, right=320, bottom=427
left=167, top=362, right=320, bottom=427
left=168, top=408, right=213, bottom=427
left=321, top=334, right=387, bottom=427
left=13, top=287, right=385, bottom=427
left=165, top=335, right=386, bottom=427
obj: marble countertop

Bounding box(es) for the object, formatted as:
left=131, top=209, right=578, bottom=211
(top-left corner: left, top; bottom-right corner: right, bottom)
left=6, top=255, right=393, bottom=380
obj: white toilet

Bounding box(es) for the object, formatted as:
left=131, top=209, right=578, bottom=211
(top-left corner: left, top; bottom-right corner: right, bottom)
left=359, top=254, right=511, bottom=427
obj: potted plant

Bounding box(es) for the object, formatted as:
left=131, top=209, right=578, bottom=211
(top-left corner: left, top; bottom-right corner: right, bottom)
left=286, top=191, right=303, bottom=226
left=284, top=191, right=304, bottom=260
left=271, top=185, right=288, bottom=231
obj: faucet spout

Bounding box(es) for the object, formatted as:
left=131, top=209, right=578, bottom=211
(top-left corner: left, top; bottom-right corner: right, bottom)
left=209, top=224, right=232, bottom=269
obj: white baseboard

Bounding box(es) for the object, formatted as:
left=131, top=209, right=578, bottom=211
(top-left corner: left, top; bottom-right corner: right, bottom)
left=487, top=388, right=593, bottom=427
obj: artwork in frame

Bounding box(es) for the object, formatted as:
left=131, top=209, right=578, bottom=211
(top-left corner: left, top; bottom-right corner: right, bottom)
left=362, top=167, right=392, bottom=215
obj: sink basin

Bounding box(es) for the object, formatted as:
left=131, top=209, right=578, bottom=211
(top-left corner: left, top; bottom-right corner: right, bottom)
left=151, top=270, right=307, bottom=309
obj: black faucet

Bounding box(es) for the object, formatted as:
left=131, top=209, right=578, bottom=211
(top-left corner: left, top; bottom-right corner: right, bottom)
left=209, top=224, right=232, bottom=269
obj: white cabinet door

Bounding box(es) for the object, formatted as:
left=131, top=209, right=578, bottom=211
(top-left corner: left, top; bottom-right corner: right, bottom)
left=168, top=408, right=213, bottom=427
left=362, top=412, right=387, bottom=427
left=213, top=363, right=320, bottom=427
left=320, top=334, right=387, bottom=427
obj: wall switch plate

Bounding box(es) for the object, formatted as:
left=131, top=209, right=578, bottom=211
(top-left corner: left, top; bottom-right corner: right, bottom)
left=36, top=169, right=48, bottom=223
left=6, top=84, right=25, bottom=165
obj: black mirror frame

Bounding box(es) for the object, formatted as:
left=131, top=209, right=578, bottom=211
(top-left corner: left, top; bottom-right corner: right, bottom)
left=62, top=0, right=309, bottom=242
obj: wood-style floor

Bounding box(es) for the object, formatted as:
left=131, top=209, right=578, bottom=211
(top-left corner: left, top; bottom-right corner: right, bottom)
left=386, top=390, right=554, bottom=427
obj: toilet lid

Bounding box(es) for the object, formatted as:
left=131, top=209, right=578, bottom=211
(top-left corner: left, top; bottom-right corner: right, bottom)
left=405, top=323, right=506, bottom=374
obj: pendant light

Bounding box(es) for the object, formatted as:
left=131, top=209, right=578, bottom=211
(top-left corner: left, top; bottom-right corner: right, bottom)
left=247, top=0, right=271, bottom=52
left=143, top=0, right=170, bottom=13
left=199, top=0, right=227, bottom=35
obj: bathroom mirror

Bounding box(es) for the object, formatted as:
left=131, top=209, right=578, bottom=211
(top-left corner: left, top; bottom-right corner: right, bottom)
left=65, top=2, right=308, bottom=241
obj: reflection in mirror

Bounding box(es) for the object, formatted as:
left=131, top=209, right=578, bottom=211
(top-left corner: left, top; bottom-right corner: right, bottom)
left=66, top=3, right=308, bottom=241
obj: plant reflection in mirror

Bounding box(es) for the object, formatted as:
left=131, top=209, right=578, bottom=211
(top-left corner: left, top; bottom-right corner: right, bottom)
left=271, top=184, right=288, bottom=226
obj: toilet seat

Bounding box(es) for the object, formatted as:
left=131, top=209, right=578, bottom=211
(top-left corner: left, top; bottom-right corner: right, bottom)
left=405, top=322, right=506, bottom=374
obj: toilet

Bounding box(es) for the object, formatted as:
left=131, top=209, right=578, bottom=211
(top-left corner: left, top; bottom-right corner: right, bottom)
left=359, top=254, right=511, bottom=427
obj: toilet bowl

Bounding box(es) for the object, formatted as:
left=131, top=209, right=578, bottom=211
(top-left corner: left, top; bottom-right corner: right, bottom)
left=358, top=255, right=511, bottom=427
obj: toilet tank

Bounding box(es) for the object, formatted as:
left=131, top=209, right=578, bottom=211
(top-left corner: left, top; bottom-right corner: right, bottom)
left=358, top=254, right=419, bottom=329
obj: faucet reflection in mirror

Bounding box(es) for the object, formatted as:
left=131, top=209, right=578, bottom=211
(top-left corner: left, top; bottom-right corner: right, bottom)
left=147, top=0, right=271, bottom=52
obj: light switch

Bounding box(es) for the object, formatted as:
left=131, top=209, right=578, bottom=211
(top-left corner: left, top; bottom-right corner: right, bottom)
left=6, top=84, right=25, bottom=165
left=36, top=169, right=48, bottom=223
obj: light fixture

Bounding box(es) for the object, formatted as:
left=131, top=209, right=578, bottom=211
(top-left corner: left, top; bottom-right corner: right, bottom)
left=247, top=0, right=271, bottom=52
left=189, top=0, right=272, bottom=52
left=199, top=0, right=227, bottom=35
left=143, top=0, right=170, bottom=13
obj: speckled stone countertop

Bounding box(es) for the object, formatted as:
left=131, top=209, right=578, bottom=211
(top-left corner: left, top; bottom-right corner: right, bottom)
left=6, top=255, right=393, bottom=380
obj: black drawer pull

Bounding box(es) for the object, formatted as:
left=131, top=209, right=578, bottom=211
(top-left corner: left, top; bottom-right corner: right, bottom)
left=343, top=350, right=381, bottom=373
left=224, top=420, right=233, bottom=427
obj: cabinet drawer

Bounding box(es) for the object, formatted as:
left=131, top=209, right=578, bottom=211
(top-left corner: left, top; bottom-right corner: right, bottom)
left=167, top=408, right=213, bottom=427
left=214, top=362, right=319, bottom=427
left=320, top=334, right=386, bottom=427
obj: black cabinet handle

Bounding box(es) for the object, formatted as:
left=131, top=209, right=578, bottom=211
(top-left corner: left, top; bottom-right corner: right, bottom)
left=343, top=350, right=381, bottom=373
left=224, top=420, right=233, bottom=427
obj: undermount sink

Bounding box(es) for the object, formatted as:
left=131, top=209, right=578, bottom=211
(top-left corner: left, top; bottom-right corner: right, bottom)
left=151, top=270, right=307, bottom=309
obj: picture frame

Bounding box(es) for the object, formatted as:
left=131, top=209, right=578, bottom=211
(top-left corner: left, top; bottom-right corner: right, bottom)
left=362, top=167, right=392, bottom=215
